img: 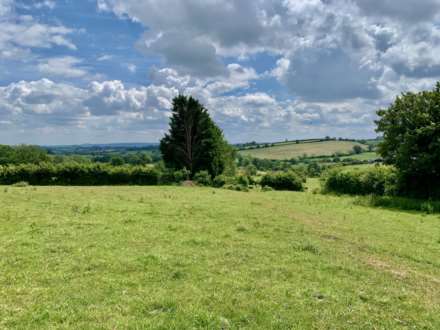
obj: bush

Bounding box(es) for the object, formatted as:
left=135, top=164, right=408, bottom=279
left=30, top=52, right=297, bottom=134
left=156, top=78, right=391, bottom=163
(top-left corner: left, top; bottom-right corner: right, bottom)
left=0, top=163, right=159, bottom=186
left=260, top=171, right=304, bottom=191
left=321, top=166, right=397, bottom=196
left=236, top=175, right=250, bottom=187
left=159, top=168, right=190, bottom=185
left=12, top=181, right=29, bottom=187
left=213, top=174, right=228, bottom=188
left=194, top=171, right=212, bottom=186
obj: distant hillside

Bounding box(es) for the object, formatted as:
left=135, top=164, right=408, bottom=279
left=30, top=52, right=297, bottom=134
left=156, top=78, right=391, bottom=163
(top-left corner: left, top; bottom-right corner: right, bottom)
left=239, top=140, right=368, bottom=160
left=45, top=143, right=159, bottom=155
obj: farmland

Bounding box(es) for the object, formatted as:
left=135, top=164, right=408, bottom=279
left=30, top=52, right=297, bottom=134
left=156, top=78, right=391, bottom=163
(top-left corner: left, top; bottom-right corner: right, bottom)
left=239, top=140, right=367, bottom=160
left=1, top=185, right=439, bottom=329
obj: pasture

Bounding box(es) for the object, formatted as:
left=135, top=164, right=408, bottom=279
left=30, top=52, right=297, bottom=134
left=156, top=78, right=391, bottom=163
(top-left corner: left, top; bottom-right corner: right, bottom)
left=1, top=186, right=439, bottom=329
left=239, top=141, right=367, bottom=160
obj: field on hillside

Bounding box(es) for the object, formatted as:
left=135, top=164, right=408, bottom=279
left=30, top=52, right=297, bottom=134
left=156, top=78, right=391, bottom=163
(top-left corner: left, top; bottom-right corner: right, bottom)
left=1, top=186, right=439, bottom=329
left=239, top=141, right=366, bottom=160
left=340, top=152, right=379, bottom=161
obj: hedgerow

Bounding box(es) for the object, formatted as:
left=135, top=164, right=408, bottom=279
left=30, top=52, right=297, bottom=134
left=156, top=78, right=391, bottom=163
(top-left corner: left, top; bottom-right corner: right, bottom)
left=0, top=163, right=159, bottom=186
left=321, top=166, right=397, bottom=196
left=260, top=171, right=304, bottom=191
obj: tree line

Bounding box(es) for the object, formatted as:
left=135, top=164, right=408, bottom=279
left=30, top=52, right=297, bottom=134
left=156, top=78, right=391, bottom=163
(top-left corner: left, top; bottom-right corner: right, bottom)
left=2, top=83, right=440, bottom=199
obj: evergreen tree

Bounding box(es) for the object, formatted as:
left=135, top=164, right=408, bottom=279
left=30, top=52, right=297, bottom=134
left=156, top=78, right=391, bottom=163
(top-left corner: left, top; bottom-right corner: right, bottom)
left=160, top=95, right=234, bottom=177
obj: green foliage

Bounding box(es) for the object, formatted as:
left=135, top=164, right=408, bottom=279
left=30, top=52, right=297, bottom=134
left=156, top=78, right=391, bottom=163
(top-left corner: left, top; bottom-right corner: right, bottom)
left=353, top=145, right=363, bottom=154
left=376, top=82, right=440, bottom=198
left=110, top=156, right=124, bottom=166
left=193, top=170, right=212, bottom=186
left=306, top=162, right=322, bottom=177
left=12, top=181, right=29, bottom=188
left=260, top=171, right=304, bottom=191
left=159, top=168, right=190, bottom=185
left=0, top=163, right=159, bottom=186
left=0, top=145, right=49, bottom=165
left=354, top=195, right=440, bottom=214
left=236, top=175, right=250, bottom=187
left=160, top=95, right=234, bottom=177
left=213, top=174, right=229, bottom=188
left=321, top=166, right=397, bottom=196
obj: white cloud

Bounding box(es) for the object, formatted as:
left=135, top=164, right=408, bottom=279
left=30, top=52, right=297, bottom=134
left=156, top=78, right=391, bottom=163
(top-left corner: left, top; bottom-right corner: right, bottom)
left=38, top=56, right=88, bottom=78
left=3, top=0, right=440, bottom=143
left=0, top=2, right=76, bottom=61
left=127, top=64, right=137, bottom=73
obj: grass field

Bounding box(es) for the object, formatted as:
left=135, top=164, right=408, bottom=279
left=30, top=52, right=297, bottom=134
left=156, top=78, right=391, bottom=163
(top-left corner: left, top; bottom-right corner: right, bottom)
left=340, top=152, right=380, bottom=161
left=239, top=141, right=367, bottom=160
left=1, top=186, right=440, bottom=329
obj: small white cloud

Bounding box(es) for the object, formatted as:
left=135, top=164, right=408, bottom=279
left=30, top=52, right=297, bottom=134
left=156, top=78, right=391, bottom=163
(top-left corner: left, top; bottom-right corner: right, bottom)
left=38, top=56, right=88, bottom=78
left=97, top=54, right=113, bottom=61
left=127, top=64, right=137, bottom=73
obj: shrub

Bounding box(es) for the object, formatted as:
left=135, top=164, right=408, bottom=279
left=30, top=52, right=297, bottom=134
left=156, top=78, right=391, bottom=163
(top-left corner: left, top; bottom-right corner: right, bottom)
left=0, top=163, right=159, bottom=186
left=213, top=174, right=228, bottom=188
left=224, top=183, right=249, bottom=192
left=260, top=171, right=304, bottom=191
left=236, top=175, right=250, bottom=187
left=12, top=181, right=29, bottom=187
left=194, top=171, right=212, bottom=186
left=321, top=166, right=397, bottom=196
left=159, top=168, right=190, bottom=185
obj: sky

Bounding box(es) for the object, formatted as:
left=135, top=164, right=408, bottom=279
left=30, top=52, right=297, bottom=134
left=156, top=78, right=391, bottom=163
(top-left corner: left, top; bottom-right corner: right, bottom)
left=1, top=0, right=440, bottom=145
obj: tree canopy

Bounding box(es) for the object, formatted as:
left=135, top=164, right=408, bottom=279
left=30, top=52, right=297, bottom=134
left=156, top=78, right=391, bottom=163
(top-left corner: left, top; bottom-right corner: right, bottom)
left=160, top=95, right=234, bottom=177
left=376, top=82, right=440, bottom=198
left=0, top=145, right=50, bottom=165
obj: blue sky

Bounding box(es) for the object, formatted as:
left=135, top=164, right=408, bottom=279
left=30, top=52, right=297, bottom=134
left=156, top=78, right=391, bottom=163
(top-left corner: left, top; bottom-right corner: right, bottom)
left=1, top=0, right=440, bottom=145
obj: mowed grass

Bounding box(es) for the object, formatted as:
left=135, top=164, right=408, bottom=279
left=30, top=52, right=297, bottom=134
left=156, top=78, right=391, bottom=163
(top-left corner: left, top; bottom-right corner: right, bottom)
left=1, top=186, right=440, bottom=329
left=239, top=141, right=366, bottom=160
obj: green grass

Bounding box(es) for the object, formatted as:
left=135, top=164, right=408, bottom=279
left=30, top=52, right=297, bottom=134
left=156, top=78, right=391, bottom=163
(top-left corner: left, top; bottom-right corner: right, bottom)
left=239, top=141, right=367, bottom=160
left=340, top=152, right=379, bottom=161
left=1, top=186, right=440, bottom=329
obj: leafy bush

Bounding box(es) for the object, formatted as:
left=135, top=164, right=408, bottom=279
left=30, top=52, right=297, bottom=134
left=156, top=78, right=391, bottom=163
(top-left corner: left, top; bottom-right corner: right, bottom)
left=236, top=175, right=250, bottom=187
left=0, top=163, right=159, bottom=186
left=213, top=174, right=229, bottom=188
left=224, top=183, right=249, bottom=192
left=321, top=166, right=397, bottom=196
left=260, top=171, right=304, bottom=191
left=159, top=168, right=190, bottom=184
left=194, top=171, right=212, bottom=186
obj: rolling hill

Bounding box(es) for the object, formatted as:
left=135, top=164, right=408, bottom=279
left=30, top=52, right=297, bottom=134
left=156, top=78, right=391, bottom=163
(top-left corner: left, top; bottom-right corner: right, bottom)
left=239, top=140, right=368, bottom=160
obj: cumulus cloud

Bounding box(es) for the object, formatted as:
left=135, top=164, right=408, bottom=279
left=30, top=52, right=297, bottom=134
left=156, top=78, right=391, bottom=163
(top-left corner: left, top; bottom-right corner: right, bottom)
left=3, top=0, right=440, bottom=142
left=0, top=4, right=76, bottom=61
left=354, top=0, right=440, bottom=22
left=280, top=47, right=382, bottom=101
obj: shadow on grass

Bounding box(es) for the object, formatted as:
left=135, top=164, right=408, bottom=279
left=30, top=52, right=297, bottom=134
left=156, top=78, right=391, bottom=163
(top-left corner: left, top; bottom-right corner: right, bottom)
left=353, top=195, right=440, bottom=214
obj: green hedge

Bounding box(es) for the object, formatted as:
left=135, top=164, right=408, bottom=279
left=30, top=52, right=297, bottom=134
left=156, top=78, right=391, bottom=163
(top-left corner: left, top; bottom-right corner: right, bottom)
left=0, top=163, right=159, bottom=186
left=321, top=166, right=397, bottom=196
left=260, top=171, right=304, bottom=191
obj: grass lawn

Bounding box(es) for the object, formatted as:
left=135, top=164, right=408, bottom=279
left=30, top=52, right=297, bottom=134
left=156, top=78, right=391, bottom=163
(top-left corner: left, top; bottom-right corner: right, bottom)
left=1, top=186, right=439, bottom=329
left=239, top=141, right=366, bottom=160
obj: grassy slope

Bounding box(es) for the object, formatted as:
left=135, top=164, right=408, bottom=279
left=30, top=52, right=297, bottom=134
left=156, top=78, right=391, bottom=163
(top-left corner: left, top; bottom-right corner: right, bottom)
left=340, top=152, right=379, bottom=161
left=1, top=186, right=439, bottom=329
left=239, top=141, right=366, bottom=160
